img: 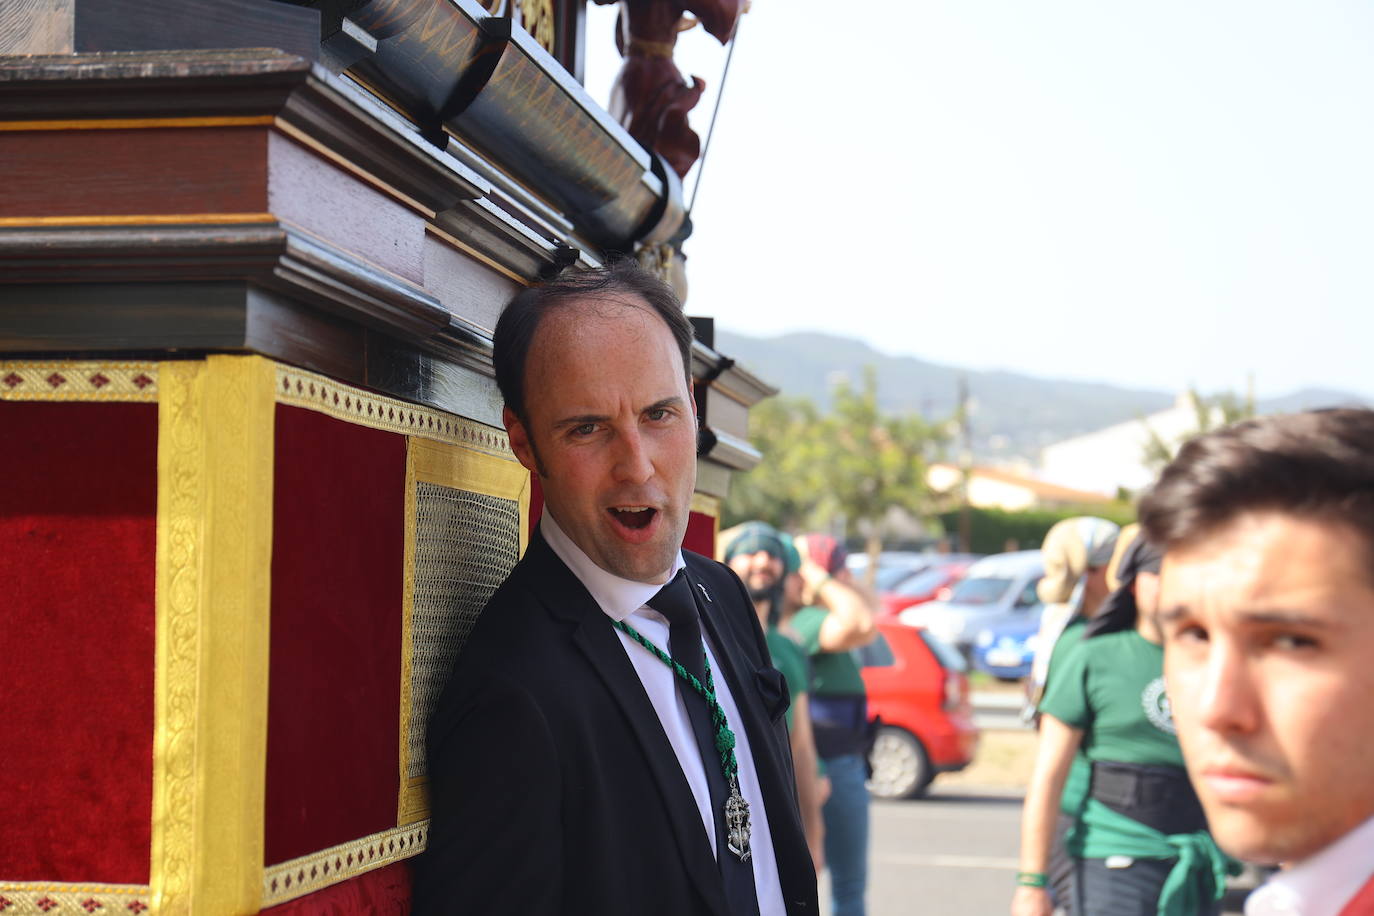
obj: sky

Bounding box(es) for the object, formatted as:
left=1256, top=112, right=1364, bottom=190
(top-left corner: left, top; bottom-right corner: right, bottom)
left=583, top=1, right=1374, bottom=400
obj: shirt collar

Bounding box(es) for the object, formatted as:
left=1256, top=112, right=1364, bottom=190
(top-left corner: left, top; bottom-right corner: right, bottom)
left=540, top=511, right=684, bottom=623
left=1246, top=814, right=1374, bottom=916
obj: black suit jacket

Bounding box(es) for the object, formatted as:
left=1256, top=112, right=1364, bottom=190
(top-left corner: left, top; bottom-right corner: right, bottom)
left=412, top=531, right=818, bottom=915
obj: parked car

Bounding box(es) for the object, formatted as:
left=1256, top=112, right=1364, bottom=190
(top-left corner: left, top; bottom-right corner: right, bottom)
left=897, top=550, right=1044, bottom=662
left=857, top=621, right=979, bottom=799
left=878, top=557, right=980, bottom=619
left=846, top=550, right=935, bottom=590
left=971, top=616, right=1042, bottom=681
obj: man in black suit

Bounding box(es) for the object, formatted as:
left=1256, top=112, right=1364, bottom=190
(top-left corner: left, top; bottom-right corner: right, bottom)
left=413, top=262, right=818, bottom=915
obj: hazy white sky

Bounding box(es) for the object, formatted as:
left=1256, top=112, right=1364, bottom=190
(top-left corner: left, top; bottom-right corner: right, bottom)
left=584, top=1, right=1374, bottom=399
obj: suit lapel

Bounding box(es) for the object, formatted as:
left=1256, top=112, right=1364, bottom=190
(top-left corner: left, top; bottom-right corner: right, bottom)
left=686, top=562, right=817, bottom=914
left=522, top=535, right=730, bottom=916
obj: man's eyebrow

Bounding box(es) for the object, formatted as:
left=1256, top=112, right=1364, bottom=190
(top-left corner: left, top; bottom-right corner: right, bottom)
left=1155, top=605, right=1334, bottom=628
left=549, top=398, right=685, bottom=430
left=644, top=396, right=685, bottom=414
left=551, top=412, right=610, bottom=431
left=1156, top=605, right=1189, bottom=625
left=1234, top=610, right=1334, bottom=628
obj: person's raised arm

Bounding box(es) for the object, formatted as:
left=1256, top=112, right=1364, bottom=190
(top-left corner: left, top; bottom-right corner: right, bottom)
left=1011, top=714, right=1082, bottom=916
left=799, top=560, right=877, bottom=652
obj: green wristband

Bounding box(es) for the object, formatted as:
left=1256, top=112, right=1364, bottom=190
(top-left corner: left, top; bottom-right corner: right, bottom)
left=1016, top=872, right=1048, bottom=888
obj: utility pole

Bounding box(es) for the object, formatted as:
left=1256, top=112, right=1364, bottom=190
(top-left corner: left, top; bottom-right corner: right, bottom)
left=958, top=375, right=972, bottom=554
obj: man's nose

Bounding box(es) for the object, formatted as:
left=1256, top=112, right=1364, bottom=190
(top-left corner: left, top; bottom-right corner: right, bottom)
left=612, top=427, right=653, bottom=484
left=1196, top=640, right=1260, bottom=736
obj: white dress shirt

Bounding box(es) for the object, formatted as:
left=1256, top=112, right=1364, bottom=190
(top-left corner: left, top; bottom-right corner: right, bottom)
left=1245, top=815, right=1374, bottom=916
left=542, top=513, right=787, bottom=916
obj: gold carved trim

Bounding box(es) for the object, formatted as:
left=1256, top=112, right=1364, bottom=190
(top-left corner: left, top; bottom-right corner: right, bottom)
left=0, top=882, right=151, bottom=914
left=398, top=437, right=531, bottom=826
left=690, top=491, right=721, bottom=519
left=152, top=356, right=275, bottom=914
left=274, top=363, right=517, bottom=459
left=261, top=823, right=429, bottom=907
left=0, top=213, right=274, bottom=228
left=519, top=0, right=556, bottom=53
left=1, top=361, right=157, bottom=401
left=0, top=116, right=275, bottom=131
left=151, top=360, right=205, bottom=914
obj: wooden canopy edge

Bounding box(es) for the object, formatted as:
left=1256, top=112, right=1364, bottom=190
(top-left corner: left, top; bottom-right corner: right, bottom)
left=691, top=340, right=779, bottom=408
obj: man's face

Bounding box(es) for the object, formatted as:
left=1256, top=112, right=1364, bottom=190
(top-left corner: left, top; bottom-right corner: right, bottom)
left=504, top=295, right=697, bottom=585
left=1157, top=511, right=1374, bottom=864
left=727, top=549, right=784, bottom=601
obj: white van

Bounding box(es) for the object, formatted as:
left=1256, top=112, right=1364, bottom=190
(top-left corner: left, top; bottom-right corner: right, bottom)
left=897, top=550, right=1044, bottom=661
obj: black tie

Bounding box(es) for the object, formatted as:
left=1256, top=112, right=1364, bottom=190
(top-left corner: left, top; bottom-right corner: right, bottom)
left=648, top=570, right=761, bottom=916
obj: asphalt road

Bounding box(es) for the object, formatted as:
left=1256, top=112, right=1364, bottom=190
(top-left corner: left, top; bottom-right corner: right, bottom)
left=971, top=690, right=1031, bottom=731
left=816, top=782, right=1254, bottom=916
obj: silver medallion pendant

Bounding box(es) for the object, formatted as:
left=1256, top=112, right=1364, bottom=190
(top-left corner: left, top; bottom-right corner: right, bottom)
left=725, top=781, right=752, bottom=862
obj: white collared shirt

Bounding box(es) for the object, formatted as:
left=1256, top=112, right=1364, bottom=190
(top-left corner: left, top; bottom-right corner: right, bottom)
left=541, top=513, right=787, bottom=916
left=1245, top=815, right=1374, bottom=916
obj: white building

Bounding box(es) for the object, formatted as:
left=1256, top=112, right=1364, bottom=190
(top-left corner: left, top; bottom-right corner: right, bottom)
left=1037, top=392, right=1220, bottom=497
left=926, top=463, right=1113, bottom=511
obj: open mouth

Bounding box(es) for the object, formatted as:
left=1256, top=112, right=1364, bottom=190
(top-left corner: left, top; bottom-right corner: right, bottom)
left=609, top=506, right=657, bottom=530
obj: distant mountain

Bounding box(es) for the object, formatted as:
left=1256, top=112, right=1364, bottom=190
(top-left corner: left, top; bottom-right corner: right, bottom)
left=715, top=329, right=1368, bottom=462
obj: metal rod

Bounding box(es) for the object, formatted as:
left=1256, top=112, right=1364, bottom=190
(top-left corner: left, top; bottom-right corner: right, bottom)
left=688, top=13, right=742, bottom=215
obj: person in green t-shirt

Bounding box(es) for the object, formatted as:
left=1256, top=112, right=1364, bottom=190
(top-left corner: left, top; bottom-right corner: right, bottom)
left=1014, top=530, right=1233, bottom=916
left=1022, top=516, right=1120, bottom=905
left=722, top=521, right=828, bottom=873
left=789, top=533, right=880, bottom=916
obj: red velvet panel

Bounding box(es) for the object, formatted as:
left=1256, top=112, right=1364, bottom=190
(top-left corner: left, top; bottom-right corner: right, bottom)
left=526, top=472, right=543, bottom=538
left=0, top=401, right=157, bottom=883
left=261, top=862, right=413, bottom=916
left=683, top=509, right=717, bottom=558
left=265, top=406, right=406, bottom=865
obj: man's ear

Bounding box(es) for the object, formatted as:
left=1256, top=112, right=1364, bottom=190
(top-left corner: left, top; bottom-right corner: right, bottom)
left=504, top=406, right=539, bottom=474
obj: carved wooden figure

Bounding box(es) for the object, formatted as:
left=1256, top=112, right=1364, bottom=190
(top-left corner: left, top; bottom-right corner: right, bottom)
left=596, top=0, right=745, bottom=177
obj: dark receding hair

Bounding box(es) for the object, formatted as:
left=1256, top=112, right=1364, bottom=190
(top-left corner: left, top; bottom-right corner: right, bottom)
left=1138, top=408, right=1374, bottom=570
left=493, top=260, right=695, bottom=422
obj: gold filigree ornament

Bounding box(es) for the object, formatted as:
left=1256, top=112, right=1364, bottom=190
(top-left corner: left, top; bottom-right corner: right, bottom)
left=0, top=882, right=152, bottom=914
left=520, top=0, right=556, bottom=53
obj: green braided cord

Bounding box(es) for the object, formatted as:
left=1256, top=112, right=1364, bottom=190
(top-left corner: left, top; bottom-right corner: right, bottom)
left=613, top=619, right=740, bottom=782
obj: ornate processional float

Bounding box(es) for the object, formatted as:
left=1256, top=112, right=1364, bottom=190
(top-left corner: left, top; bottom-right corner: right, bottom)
left=0, top=1, right=773, bottom=911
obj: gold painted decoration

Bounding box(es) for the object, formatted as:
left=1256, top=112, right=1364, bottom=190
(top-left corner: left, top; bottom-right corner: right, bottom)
left=151, top=356, right=276, bottom=915
left=151, top=360, right=205, bottom=915
left=520, top=0, right=556, bottom=53
left=690, top=491, right=721, bottom=519
left=261, top=823, right=429, bottom=907
left=0, top=361, right=157, bottom=401
left=398, top=437, right=531, bottom=826
left=0, top=116, right=274, bottom=132
left=0, top=214, right=274, bottom=228
left=275, top=364, right=516, bottom=459
left=0, top=882, right=151, bottom=914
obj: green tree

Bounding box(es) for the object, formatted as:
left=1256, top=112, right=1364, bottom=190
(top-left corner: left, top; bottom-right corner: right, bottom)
left=725, top=368, right=951, bottom=579
left=722, top=394, right=823, bottom=531
left=814, top=369, right=950, bottom=574
left=1141, top=388, right=1256, bottom=472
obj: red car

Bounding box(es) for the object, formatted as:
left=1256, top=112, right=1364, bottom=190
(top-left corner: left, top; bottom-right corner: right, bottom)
left=877, top=560, right=975, bottom=619
left=858, top=621, right=979, bottom=799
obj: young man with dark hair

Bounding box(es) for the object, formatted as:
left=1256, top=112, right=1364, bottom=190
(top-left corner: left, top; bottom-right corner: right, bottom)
left=414, top=263, right=817, bottom=916
left=1139, top=408, right=1374, bottom=916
